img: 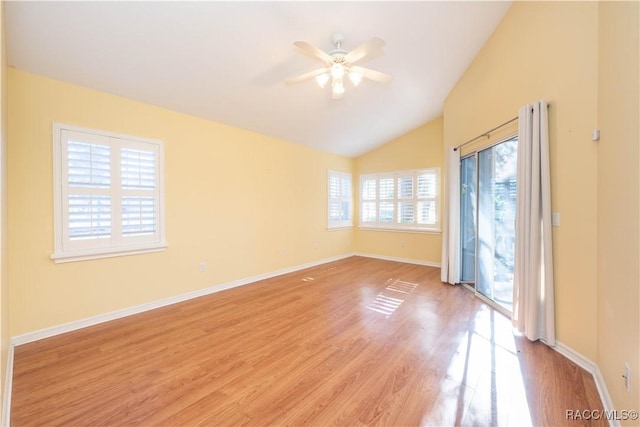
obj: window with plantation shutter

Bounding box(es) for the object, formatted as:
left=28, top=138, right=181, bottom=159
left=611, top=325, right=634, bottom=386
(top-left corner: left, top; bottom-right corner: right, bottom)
left=359, top=168, right=440, bottom=232
left=327, top=170, right=353, bottom=229
left=52, top=124, right=166, bottom=263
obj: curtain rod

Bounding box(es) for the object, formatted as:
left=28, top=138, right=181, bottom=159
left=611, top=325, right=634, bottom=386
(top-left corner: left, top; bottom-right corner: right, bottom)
left=454, top=104, right=550, bottom=151
left=453, top=116, right=517, bottom=151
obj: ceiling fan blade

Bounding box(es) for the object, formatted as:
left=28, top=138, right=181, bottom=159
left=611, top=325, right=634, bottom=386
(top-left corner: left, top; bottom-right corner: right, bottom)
left=294, top=41, right=333, bottom=64
left=344, top=37, right=386, bottom=64
left=285, top=68, right=328, bottom=85
left=351, top=66, right=392, bottom=83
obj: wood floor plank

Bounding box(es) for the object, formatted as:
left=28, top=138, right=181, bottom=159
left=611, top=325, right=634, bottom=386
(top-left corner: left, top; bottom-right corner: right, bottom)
left=11, top=256, right=605, bottom=426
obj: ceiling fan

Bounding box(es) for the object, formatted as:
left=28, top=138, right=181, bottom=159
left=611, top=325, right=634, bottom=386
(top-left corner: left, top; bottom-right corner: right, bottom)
left=286, top=32, right=392, bottom=99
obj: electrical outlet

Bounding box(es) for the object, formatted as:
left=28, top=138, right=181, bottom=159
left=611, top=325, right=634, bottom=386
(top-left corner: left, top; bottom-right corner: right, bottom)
left=624, top=362, right=631, bottom=392
left=199, top=262, right=206, bottom=273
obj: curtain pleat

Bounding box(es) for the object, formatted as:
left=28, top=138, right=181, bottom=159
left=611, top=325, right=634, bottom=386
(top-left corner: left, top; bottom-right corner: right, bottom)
left=441, top=147, right=461, bottom=285
left=513, top=100, right=555, bottom=345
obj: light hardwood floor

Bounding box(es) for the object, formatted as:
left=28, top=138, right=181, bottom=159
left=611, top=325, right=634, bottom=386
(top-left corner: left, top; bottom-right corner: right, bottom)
left=11, top=256, right=604, bottom=426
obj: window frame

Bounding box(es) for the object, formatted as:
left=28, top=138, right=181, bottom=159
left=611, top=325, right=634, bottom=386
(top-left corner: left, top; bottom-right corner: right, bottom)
left=52, top=123, right=167, bottom=263
left=327, top=170, right=353, bottom=230
left=359, top=168, right=440, bottom=233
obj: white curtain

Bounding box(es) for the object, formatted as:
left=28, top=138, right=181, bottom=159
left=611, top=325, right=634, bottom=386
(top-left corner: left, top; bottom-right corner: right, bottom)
left=441, top=147, right=460, bottom=285
left=513, top=100, right=555, bottom=345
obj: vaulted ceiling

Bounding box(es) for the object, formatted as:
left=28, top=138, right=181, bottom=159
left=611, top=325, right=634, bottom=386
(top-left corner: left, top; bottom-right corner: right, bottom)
left=6, top=1, right=511, bottom=157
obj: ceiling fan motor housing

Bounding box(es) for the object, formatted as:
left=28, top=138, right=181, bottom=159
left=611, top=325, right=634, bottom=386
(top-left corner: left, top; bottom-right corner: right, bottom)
left=330, top=32, right=348, bottom=59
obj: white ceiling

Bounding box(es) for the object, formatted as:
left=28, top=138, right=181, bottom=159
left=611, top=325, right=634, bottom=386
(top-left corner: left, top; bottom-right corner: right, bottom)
left=6, top=1, right=511, bottom=157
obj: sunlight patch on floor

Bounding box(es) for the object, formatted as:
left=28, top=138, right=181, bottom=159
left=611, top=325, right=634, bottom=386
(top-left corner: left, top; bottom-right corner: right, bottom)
left=440, top=307, right=532, bottom=426
left=366, top=278, right=419, bottom=316
left=385, top=279, right=419, bottom=294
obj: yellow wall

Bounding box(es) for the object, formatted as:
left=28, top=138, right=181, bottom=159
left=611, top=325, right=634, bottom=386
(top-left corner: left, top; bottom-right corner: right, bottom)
left=6, top=1, right=639, bottom=416
left=0, top=0, right=7, bottom=420
left=354, top=118, right=443, bottom=264
left=7, top=69, right=354, bottom=336
left=597, top=1, right=640, bottom=417
left=443, top=2, right=599, bottom=360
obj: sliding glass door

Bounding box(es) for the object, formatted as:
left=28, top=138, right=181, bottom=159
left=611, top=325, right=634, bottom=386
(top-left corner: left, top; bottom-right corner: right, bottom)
left=461, top=137, right=518, bottom=313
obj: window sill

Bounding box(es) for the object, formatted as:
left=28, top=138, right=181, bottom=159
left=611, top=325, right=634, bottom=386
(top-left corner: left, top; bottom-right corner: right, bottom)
left=327, top=225, right=353, bottom=231
left=51, top=242, right=168, bottom=263
left=358, top=226, right=441, bottom=235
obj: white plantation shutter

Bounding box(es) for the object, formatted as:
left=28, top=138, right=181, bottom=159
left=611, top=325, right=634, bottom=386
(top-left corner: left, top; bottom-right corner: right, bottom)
left=397, top=176, right=414, bottom=224
left=68, top=195, right=112, bottom=240
left=327, top=170, right=353, bottom=228
left=398, top=176, right=413, bottom=198
left=61, top=131, right=114, bottom=250
left=361, top=177, right=377, bottom=223
left=120, top=145, right=159, bottom=242
left=121, top=148, right=156, bottom=190
left=398, top=201, right=415, bottom=223
left=417, top=171, right=437, bottom=225
left=67, top=141, right=111, bottom=188
left=122, top=196, right=156, bottom=237
left=53, top=124, right=166, bottom=262
left=359, top=169, right=440, bottom=231
left=378, top=177, right=395, bottom=223
left=362, top=178, right=377, bottom=199
left=65, top=137, right=112, bottom=243
left=379, top=178, right=394, bottom=199
left=379, top=202, right=394, bottom=223
left=328, top=174, right=341, bottom=221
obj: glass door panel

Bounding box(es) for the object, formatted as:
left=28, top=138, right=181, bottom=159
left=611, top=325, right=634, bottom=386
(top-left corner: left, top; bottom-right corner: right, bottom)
left=476, top=138, right=518, bottom=312
left=460, top=156, right=476, bottom=283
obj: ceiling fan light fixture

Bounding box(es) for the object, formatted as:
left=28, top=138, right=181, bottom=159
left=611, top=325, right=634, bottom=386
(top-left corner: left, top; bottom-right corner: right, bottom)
left=348, top=70, right=362, bottom=87
left=331, top=63, right=345, bottom=80
left=332, top=78, right=345, bottom=99
left=315, top=73, right=330, bottom=88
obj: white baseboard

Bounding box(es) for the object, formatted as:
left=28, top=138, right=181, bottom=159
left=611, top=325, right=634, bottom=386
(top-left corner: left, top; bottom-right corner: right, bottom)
left=554, top=341, right=597, bottom=372
left=11, top=253, right=355, bottom=347
left=553, top=341, right=618, bottom=427
left=2, top=343, right=13, bottom=427
left=355, top=252, right=441, bottom=268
